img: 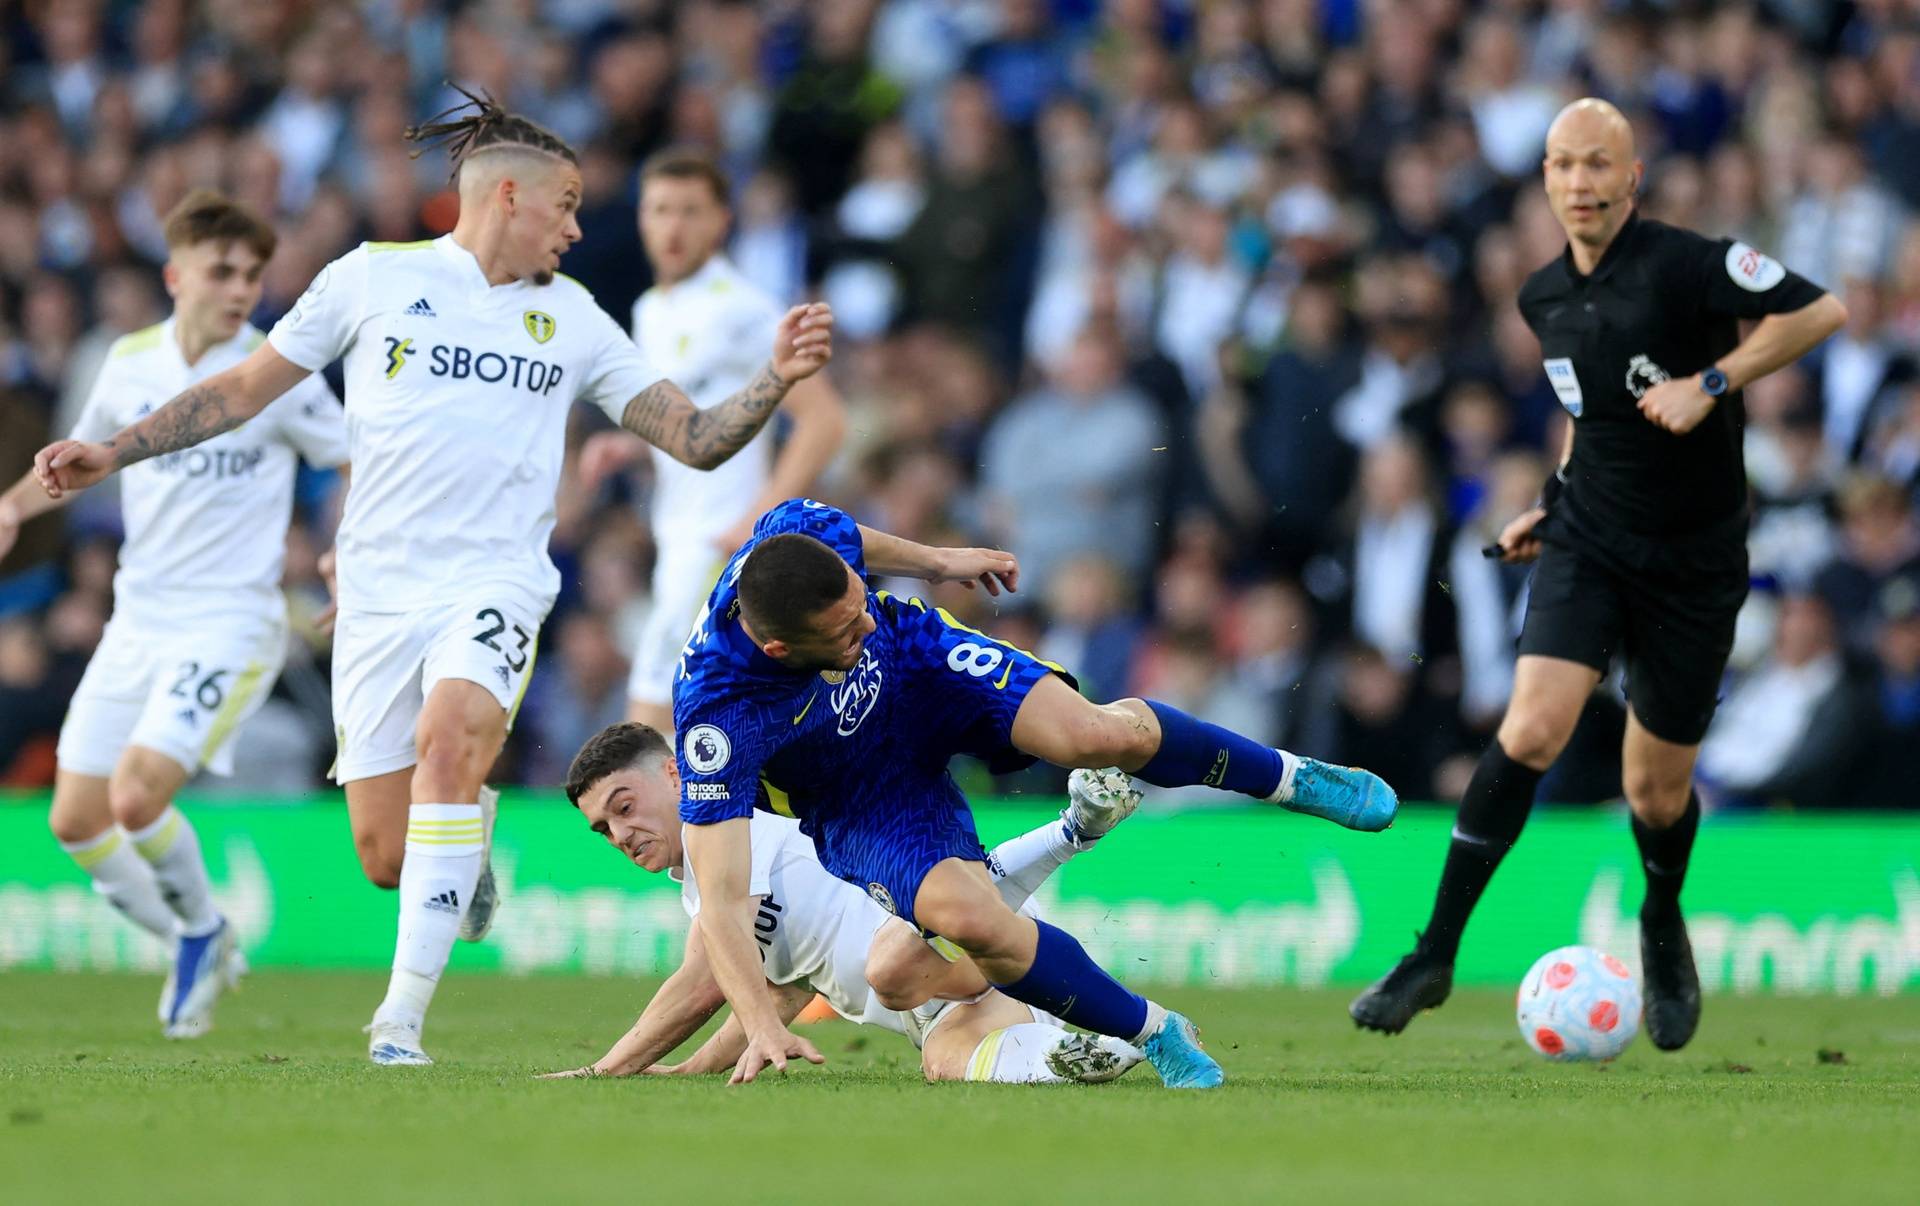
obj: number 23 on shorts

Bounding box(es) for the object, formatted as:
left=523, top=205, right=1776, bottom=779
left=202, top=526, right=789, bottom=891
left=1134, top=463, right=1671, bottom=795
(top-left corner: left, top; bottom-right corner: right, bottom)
left=472, top=606, right=533, bottom=673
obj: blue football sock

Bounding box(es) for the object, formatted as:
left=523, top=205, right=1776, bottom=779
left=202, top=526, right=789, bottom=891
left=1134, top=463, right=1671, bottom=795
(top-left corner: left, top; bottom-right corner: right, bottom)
left=1134, top=699, right=1285, bottom=798
left=992, top=919, right=1148, bottom=1041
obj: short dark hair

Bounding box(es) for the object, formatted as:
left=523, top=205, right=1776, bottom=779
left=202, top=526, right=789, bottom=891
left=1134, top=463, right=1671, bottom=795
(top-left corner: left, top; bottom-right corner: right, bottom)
left=640, top=146, right=731, bottom=207
left=162, top=189, right=277, bottom=260
left=738, top=534, right=853, bottom=640
left=565, top=722, right=671, bottom=806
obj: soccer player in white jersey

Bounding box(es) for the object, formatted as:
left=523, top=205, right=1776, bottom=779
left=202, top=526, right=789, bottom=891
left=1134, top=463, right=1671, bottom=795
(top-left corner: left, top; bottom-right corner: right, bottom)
left=0, top=190, right=347, bottom=1038
left=33, top=93, right=835, bottom=1066
left=579, top=148, right=847, bottom=737
left=544, top=724, right=1144, bottom=1084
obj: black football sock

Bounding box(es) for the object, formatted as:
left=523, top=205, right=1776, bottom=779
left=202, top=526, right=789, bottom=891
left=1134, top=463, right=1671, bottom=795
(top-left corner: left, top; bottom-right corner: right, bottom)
left=1420, top=742, right=1544, bottom=963
left=1633, top=790, right=1700, bottom=923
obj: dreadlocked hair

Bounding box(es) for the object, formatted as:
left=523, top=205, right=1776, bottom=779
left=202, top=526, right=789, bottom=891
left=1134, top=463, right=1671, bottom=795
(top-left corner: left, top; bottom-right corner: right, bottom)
left=402, top=83, right=577, bottom=183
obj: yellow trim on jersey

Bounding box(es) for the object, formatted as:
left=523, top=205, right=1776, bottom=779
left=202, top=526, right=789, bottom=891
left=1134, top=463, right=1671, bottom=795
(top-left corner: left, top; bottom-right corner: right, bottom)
left=925, top=601, right=1069, bottom=676
left=926, top=935, right=966, bottom=964
left=367, top=239, right=434, bottom=253
left=68, top=829, right=126, bottom=869
left=761, top=778, right=797, bottom=819
left=199, top=662, right=268, bottom=763
left=109, top=322, right=167, bottom=359
left=966, top=1028, right=1010, bottom=1081
left=132, top=811, right=183, bottom=861
left=505, top=638, right=541, bottom=733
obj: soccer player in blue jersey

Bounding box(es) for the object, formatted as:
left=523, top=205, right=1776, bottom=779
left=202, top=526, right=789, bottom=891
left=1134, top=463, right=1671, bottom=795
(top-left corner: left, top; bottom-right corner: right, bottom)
left=674, top=498, right=1397, bottom=1088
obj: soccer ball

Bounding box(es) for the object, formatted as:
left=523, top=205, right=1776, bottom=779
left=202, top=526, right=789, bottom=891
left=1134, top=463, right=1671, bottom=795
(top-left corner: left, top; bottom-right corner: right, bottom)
left=1516, top=945, right=1642, bottom=1061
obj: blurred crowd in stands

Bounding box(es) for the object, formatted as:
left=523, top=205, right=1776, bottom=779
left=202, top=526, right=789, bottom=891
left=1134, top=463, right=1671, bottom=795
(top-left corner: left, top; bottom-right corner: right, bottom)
left=3, top=0, right=1919, bottom=810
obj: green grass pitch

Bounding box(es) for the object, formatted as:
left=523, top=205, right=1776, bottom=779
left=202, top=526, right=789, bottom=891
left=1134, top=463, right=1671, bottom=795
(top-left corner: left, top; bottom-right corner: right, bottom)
left=2, top=972, right=1915, bottom=1204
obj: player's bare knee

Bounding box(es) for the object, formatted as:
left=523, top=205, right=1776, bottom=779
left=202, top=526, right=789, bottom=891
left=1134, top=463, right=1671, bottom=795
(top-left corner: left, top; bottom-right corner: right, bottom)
left=414, top=725, right=492, bottom=798
left=47, top=807, right=105, bottom=845
left=1623, top=772, right=1690, bottom=828
left=1496, top=711, right=1573, bottom=770
left=105, top=776, right=161, bottom=830
left=354, top=830, right=404, bottom=889
left=865, top=931, right=932, bottom=1011
left=930, top=904, right=1023, bottom=962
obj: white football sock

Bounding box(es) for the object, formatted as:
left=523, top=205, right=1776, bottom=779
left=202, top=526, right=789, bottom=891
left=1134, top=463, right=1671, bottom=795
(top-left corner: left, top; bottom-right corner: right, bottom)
left=127, top=806, right=220, bottom=936
left=377, top=803, right=484, bottom=1030
left=987, top=821, right=1079, bottom=911
left=1265, top=749, right=1303, bottom=803
left=1132, top=999, right=1170, bottom=1046
left=60, top=828, right=177, bottom=941
left=964, top=1023, right=1080, bottom=1083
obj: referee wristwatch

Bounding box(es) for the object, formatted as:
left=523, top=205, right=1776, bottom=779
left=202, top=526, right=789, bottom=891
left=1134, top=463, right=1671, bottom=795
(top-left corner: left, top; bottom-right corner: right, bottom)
left=1699, top=366, right=1730, bottom=397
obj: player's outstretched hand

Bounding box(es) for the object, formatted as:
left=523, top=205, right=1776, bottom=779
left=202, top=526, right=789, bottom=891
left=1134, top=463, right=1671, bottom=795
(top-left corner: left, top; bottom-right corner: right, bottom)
left=1493, top=507, right=1548, bottom=564
left=730, top=1024, right=825, bottom=1085
left=33, top=440, right=116, bottom=500
left=771, top=303, right=834, bottom=384
left=934, top=546, right=1020, bottom=596
left=536, top=1065, right=602, bottom=1080
left=1636, top=376, right=1716, bottom=435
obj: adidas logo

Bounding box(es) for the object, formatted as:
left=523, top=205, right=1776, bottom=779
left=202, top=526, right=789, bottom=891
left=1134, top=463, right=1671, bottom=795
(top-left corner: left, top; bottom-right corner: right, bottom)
left=424, top=889, right=461, bottom=915
left=404, top=297, right=437, bottom=317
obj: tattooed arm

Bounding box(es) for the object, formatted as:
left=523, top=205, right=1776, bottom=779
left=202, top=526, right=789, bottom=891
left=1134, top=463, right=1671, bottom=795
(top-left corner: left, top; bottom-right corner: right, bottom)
left=34, top=344, right=312, bottom=498
left=619, top=363, right=791, bottom=471
left=617, top=302, right=835, bottom=472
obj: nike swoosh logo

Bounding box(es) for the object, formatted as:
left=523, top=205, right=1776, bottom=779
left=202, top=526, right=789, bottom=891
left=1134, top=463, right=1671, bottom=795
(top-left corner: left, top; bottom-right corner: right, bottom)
left=792, top=691, right=818, bottom=725
left=993, top=662, right=1013, bottom=690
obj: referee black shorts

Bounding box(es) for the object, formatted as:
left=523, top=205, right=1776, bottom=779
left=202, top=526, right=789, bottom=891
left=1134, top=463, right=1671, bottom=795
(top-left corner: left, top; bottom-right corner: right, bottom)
left=1517, top=515, right=1749, bottom=747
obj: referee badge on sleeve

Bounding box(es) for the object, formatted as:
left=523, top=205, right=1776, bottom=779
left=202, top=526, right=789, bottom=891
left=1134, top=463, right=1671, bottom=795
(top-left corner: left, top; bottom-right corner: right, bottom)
left=1726, top=242, right=1786, bottom=292
left=1544, top=358, right=1583, bottom=417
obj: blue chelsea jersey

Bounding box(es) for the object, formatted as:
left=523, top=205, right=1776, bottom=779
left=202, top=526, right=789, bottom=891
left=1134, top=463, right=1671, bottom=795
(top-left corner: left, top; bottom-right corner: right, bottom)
left=671, top=498, right=883, bottom=825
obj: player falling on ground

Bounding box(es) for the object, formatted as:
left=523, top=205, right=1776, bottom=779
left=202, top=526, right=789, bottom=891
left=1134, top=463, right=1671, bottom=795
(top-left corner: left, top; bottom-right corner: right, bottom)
left=1350, top=99, right=1847, bottom=1046
left=33, top=92, right=834, bottom=1066
left=544, top=723, right=1144, bottom=1084
left=577, top=148, right=848, bottom=738
left=671, top=499, right=1399, bottom=1090
left=0, top=190, right=348, bottom=1037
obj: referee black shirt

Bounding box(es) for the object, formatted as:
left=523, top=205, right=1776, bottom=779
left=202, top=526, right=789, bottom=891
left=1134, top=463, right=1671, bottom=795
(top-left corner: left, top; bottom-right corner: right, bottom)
left=1518, top=213, right=1826, bottom=538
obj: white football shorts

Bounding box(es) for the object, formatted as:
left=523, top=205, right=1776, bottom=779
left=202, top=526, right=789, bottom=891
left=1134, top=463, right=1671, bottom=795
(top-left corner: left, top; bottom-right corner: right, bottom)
left=330, top=585, right=547, bottom=783
left=626, top=539, right=731, bottom=708
left=57, top=609, right=288, bottom=778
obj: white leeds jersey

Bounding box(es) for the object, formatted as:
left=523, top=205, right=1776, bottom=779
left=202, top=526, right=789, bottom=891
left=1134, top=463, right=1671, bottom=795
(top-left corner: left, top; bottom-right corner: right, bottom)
left=631, top=256, right=780, bottom=546
left=71, top=319, right=347, bottom=624
left=673, top=811, right=908, bottom=1038
left=268, top=236, right=663, bottom=611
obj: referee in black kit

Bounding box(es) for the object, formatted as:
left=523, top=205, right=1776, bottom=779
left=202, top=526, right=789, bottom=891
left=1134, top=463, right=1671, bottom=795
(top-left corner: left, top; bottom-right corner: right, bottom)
left=1350, top=99, right=1847, bottom=1048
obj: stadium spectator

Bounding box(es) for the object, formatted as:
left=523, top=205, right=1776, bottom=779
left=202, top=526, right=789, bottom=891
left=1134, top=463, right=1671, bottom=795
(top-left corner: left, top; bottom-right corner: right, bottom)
left=0, top=0, right=1917, bottom=814
left=979, top=323, right=1163, bottom=604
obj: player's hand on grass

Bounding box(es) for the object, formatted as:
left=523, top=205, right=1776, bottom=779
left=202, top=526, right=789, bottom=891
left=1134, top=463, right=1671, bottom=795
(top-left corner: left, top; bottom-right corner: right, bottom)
left=33, top=440, right=115, bottom=500
left=315, top=547, right=340, bottom=633
left=536, top=1065, right=602, bottom=1079
left=731, top=1025, right=824, bottom=1085
left=1493, top=507, right=1548, bottom=564
left=577, top=430, right=646, bottom=493
left=1636, top=376, right=1717, bottom=435
left=771, top=303, right=833, bottom=384
left=933, top=547, right=1019, bottom=596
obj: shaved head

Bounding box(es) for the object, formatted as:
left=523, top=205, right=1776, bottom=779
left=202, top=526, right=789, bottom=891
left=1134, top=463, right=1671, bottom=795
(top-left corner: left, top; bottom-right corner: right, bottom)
left=1545, top=98, right=1636, bottom=163
left=456, top=144, right=575, bottom=204
left=1541, top=97, right=1642, bottom=266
